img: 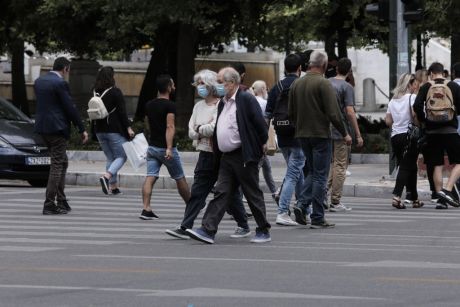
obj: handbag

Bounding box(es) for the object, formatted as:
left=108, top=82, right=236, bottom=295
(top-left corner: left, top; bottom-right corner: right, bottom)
left=266, top=119, right=278, bottom=156
left=405, top=95, right=424, bottom=152
left=122, top=133, right=148, bottom=170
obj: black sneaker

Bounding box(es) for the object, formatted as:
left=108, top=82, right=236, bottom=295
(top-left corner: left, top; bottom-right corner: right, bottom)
left=310, top=219, right=335, bottom=229
left=165, top=227, right=190, bottom=239
left=57, top=200, right=71, bottom=212
left=99, top=176, right=110, bottom=195
left=111, top=188, right=122, bottom=195
left=435, top=202, right=448, bottom=209
left=437, top=189, right=460, bottom=207
left=139, top=209, right=159, bottom=220
left=431, top=192, right=439, bottom=203
left=43, top=204, right=68, bottom=215
left=293, top=206, right=307, bottom=225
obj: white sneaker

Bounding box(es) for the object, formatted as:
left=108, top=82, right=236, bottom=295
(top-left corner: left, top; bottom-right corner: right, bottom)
left=329, top=203, right=352, bottom=212
left=276, top=213, right=298, bottom=226
left=346, top=170, right=351, bottom=176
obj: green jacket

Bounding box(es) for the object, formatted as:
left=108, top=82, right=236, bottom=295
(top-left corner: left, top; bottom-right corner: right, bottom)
left=288, top=71, right=347, bottom=139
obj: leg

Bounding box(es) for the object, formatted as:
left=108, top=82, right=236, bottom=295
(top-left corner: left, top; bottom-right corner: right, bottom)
left=97, top=133, right=115, bottom=181
left=176, top=177, right=191, bottom=203
left=227, top=188, right=249, bottom=229
left=181, top=151, right=217, bottom=229
left=278, top=147, right=305, bottom=214
left=43, top=135, right=68, bottom=206
left=329, top=140, right=349, bottom=205
left=232, top=153, right=271, bottom=233
left=433, top=166, right=443, bottom=192
left=260, top=155, right=277, bottom=194
left=202, top=154, right=239, bottom=234
left=105, top=133, right=128, bottom=189
left=142, top=176, right=158, bottom=211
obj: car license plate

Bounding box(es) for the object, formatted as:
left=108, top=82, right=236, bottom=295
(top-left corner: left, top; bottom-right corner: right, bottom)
left=26, top=157, right=50, bottom=165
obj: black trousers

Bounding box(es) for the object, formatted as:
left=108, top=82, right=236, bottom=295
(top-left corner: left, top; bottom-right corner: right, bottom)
left=391, top=133, right=419, bottom=199
left=181, top=151, right=248, bottom=230
left=202, top=150, right=271, bottom=234
left=42, top=135, right=68, bottom=206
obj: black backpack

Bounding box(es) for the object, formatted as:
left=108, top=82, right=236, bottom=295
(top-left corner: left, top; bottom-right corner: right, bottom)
left=273, top=81, right=295, bottom=136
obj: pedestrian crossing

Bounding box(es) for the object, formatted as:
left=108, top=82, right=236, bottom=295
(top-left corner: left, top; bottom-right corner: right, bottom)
left=0, top=186, right=459, bottom=254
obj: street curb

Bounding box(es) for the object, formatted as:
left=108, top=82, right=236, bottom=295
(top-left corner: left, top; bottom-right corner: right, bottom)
left=66, top=170, right=431, bottom=200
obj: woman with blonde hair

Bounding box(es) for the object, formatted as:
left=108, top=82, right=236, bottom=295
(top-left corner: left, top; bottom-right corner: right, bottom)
left=385, top=73, right=423, bottom=209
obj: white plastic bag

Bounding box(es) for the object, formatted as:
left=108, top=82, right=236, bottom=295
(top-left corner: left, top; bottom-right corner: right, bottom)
left=122, top=133, right=148, bottom=170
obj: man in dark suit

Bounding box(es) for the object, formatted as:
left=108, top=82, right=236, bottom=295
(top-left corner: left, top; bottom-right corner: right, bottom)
left=34, top=57, right=88, bottom=215
left=186, top=67, right=272, bottom=244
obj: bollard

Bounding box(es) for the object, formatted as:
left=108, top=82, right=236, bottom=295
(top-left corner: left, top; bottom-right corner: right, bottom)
left=362, top=78, right=377, bottom=112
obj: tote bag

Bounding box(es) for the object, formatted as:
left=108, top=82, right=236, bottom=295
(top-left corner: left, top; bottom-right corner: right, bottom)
left=122, top=133, right=148, bottom=170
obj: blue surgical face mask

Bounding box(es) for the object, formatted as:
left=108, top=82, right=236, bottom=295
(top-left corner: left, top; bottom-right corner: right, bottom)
left=215, top=83, right=226, bottom=97
left=197, top=85, right=209, bottom=98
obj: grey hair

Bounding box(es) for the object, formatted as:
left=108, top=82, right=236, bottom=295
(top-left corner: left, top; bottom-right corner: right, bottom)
left=392, top=73, right=413, bottom=99
left=309, top=50, right=328, bottom=68
left=221, top=67, right=241, bottom=84
left=251, top=80, right=266, bottom=95
left=193, top=69, right=218, bottom=96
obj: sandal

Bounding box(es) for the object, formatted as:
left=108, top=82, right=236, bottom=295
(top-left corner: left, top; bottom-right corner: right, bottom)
left=412, top=199, right=424, bottom=208
left=392, top=197, right=406, bottom=209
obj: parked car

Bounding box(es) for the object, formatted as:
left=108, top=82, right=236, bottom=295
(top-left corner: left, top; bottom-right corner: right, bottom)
left=0, top=97, right=50, bottom=187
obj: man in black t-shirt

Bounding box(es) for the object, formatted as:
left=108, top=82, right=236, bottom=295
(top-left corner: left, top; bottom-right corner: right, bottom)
left=139, top=75, right=191, bottom=220
left=414, top=62, right=460, bottom=209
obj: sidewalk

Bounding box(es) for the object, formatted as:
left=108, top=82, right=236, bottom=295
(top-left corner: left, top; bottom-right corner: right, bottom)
left=66, top=151, right=433, bottom=200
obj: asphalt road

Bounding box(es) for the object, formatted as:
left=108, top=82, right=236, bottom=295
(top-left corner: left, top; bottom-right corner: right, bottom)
left=1, top=182, right=460, bottom=307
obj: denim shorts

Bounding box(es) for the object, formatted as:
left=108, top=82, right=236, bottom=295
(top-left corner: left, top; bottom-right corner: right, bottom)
left=146, top=146, right=185, bottom=180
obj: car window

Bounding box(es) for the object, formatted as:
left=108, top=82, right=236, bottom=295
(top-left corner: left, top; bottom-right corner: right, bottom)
left=0, top=98, right=30, bottom=122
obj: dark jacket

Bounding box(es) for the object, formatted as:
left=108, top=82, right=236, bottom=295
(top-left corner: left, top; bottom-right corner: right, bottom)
left=213, top=90, right=268, bottom=164
left=34, top=72, right=85, bottom=138
left=92, top=86, right=131, bottom=139
left=265, top=73, right=299, bottom=148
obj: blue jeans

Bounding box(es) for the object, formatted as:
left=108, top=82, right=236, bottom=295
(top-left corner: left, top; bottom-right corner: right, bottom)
left=299, top=137, right=332, bottom=223
left=96, top=133, right=128, bottom=185
left=278, top=146, right=305, bottom=214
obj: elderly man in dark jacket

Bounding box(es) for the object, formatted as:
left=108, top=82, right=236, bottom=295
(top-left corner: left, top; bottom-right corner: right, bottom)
left=187, top=67, right=272, bottom=244
left=34, top=57, right=88, bottom=215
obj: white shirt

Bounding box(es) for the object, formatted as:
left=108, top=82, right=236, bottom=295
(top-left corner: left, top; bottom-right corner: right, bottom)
left=216, top=89, right=241, bottom=152
left=255, top=96, right=267, bottom=116
left=188, top=99, right=218, bottom=152
left=386, top=93, right=415, bottom=137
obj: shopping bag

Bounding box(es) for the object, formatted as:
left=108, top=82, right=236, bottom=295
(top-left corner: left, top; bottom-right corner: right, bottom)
left=266, top=119, right=278, bottom=156
left=122, top=133, right=148, bottom=170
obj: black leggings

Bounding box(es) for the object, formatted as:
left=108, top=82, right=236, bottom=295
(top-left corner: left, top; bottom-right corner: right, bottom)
left=391, top=133, right=419, bottom=200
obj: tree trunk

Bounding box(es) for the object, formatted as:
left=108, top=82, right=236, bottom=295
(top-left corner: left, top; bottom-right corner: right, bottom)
left=135, top=26, right=172, bottom=121
left=10, top=39, right=29, bottom=116
left=324, top=36, right=336, bottom=57
left=337, top=30, right=348, bottom=58
left=175, top=23, right=198, bottom=130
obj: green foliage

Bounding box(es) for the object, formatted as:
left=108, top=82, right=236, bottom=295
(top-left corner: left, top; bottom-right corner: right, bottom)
left=352, top=115, right=390, bottom=153
left=68, top=120, right=100, bottom=150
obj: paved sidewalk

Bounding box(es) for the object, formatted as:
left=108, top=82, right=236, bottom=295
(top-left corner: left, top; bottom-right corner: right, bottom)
left=66, top=151, right=433, bottom=200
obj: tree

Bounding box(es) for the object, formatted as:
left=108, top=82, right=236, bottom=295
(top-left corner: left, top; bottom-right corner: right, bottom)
left=0, top=0, right=47, bottom=116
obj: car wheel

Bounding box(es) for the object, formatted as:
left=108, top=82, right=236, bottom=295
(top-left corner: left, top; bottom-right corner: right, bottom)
left=27, top=179, right=48, bottom=187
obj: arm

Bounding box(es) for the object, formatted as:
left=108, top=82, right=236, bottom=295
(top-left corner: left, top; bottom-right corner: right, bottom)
left=413, top=84, right=429, bottom=123
left=113, top=88, right=134, bottom=138
left=188, top=104, right=200, bottom=140
left=385, top=112, right=393, bottom=127
left=199, top=106, right=217, bottom=137
left=56, top=81, right=88, bottom=143
left=247, top=95, right=268, bottom=145
left=265, top=82, right=280, bottom=119
left=165, top=113, right=175, bottom=160
left=324, top=82, right=347, bottom=137
left=345, top=106, right=363, bottom=147
left=288, top=82, right=296, bottom=122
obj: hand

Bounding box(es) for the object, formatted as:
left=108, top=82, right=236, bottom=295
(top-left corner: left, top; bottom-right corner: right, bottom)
left=81, top=131, right=89, bottom=144
left=356, top=135, right=364, bottom=148
left=165, top=148, right=173, bottom=160
left=127, top=127, right=135, bottom=139
left=344, top=134, right=352, bottom=146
